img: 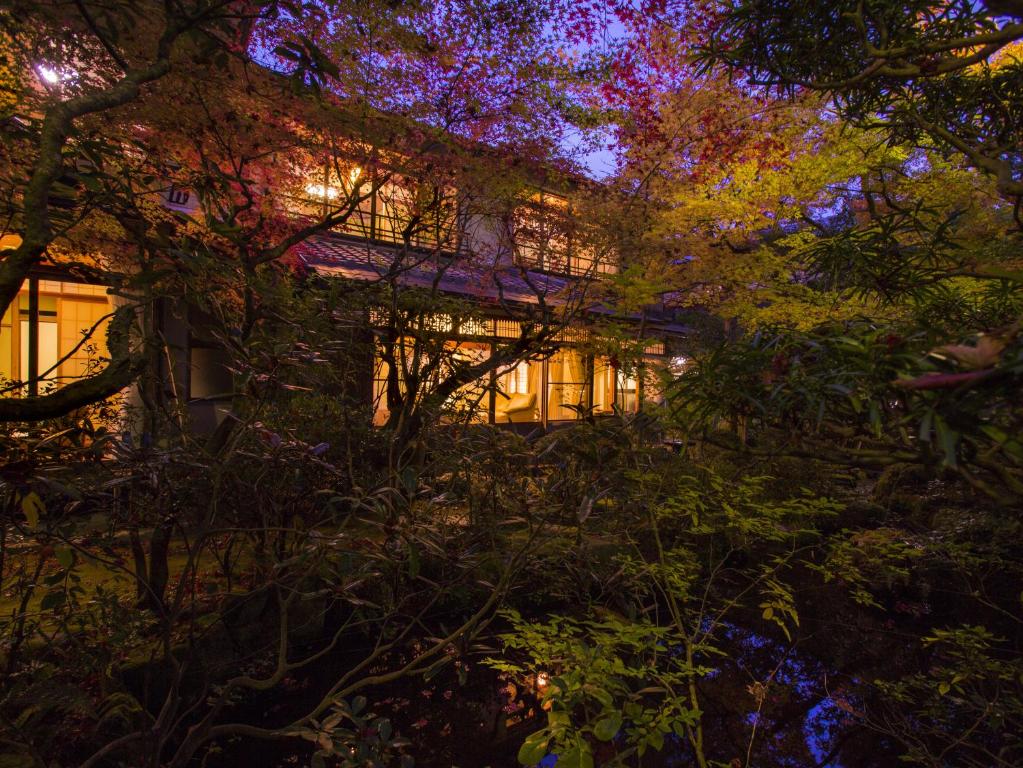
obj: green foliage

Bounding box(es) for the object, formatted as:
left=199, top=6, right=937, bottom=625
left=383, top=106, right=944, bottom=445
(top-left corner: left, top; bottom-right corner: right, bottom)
left=873, top=625, right=1023, bottom=766
left=489, top=609, right=701, bottom=766
left=811, top=527, right=924, bottom=608
left=672, top=318, right=1023, bottom=503
left=702, top=0, right=1023, bottom=200
left=4, top=3, right=1023, bottom=767
left=491, top=446, right=843, bottom=766
left=651, top=471, right=838, bottom=543
left=295, top=696, right=414, bottom=768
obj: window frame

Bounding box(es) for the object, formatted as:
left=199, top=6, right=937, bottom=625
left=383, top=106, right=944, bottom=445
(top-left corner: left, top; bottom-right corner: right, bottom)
left=512, top=190, right=615, bottom=277
left=0, top=274, right=113, bottom=397
left=301, top=159, right=464, bottom=255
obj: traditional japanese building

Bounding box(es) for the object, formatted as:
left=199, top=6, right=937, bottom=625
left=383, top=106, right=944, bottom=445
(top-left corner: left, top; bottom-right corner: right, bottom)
left=1, top=67, right=688, bottom=433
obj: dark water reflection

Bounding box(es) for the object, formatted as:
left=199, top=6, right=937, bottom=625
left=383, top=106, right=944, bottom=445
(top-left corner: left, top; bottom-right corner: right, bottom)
left=205, top=615, right=905, bottom=768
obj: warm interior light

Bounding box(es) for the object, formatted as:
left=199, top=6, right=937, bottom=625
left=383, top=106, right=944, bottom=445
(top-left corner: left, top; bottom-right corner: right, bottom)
left=349, top=167, right=362, bottom=183
left=503, top=362, right=529, bottom=394
left=536, top=671, right=549, bottom=689
left=0, top=233, right=23, bottom=251
left=423, top=313, right=454, bottom=333
left=305, top=183, right=339, bottom=200
left=36, top=65, right=76, bottom=85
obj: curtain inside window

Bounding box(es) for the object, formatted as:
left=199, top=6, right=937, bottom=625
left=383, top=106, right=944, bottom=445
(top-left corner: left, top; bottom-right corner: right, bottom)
left=547, top=349, right=588, bottom=420
left=496, top=358, right=540, bottom=422
left=444, top=342, right=490, bottom=422
left=593, top=357, right=615, bottom=413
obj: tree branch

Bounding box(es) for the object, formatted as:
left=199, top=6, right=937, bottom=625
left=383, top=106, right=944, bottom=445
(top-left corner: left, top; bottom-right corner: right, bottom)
left=0, top=304, right=145, bottom=421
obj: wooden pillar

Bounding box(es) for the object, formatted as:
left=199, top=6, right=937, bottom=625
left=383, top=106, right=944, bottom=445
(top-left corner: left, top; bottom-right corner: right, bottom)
left=27, top=278, right=38, bottom=397
left=488, top=336, right=496, bottom=425
left=540, top=357, right=549, bottom=429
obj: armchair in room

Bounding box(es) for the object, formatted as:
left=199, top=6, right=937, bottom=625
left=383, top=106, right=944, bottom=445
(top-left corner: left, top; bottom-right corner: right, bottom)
left=495, top=392, right=537, bottom=423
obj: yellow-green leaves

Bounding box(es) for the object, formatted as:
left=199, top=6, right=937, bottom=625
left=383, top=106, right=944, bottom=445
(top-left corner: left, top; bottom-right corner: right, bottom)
left=517, top=730, right=550, bottom=766
left=19, top=491, right=44, bottom=529
left=759, top=575, right=799, bottom=641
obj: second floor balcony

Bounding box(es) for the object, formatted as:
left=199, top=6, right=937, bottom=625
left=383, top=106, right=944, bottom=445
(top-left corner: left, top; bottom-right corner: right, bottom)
left=288, top=162, right=618, bottom=277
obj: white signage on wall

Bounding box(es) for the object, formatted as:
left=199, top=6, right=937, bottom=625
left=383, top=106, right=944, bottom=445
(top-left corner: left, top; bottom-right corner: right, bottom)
left=161, top=185, right=199, bottom=214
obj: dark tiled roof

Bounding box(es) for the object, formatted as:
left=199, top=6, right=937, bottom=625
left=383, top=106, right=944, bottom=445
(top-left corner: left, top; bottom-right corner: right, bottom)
left=296, top=232, right=691, bottom=337
left=296, top=233, right=579, bottom=306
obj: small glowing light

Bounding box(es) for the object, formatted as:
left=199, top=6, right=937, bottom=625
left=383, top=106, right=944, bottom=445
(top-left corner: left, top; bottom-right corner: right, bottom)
left=305, top=183, right=339, bottom=199
left=536, top=672, right=549, bottom=689
left=37, top=66, right=61, bottom=84
left=36, top=65, right=77, bottom=85
left=349, top=167, right=362, bottom=183
left=0, top=233, right=23, bottom=251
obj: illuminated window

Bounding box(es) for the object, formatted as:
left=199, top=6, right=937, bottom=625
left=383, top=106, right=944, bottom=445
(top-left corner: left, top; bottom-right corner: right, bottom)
left=593, top=358, right=616, bottom=414
left=296, top=164, right=460, bottom=252
left=514, top=191, right=570, bottom=273
left=513, top=191, right=617, bottom=276
left=640, top=355, right=667, bottom=408
left=444, top=342, right=490, bottom=422
left=0, top=279, right=112, bottom=395
left=21, top=293, right=58, bottom=385
left=589, top=356, right=648, bottom=415
left=372, top=339, right=491, bottom=425
left=458, top=316, right=493, bottom=336
left=371, top=349, right=391, bottom=426
left=505, top=362, right=530, bottom=394
left=616, top=369, right=638, bottom=413
left=495, top=318, right=524, bottom=338
left=496, top=359, right=541, bottom=423
left=546, top=348, right=589, bottom=420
